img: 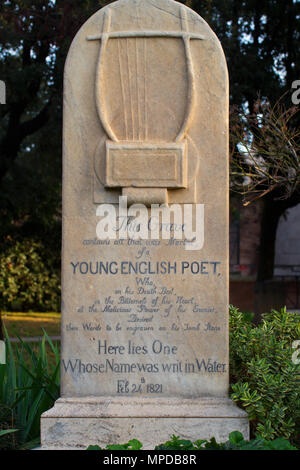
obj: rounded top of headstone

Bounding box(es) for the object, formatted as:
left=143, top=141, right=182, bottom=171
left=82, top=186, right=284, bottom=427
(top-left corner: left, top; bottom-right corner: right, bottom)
left=65, top=0, right=227, bottom=75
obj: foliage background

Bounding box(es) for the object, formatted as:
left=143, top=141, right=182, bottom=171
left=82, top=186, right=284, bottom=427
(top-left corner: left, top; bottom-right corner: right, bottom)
left=229, top=306, right=300, bottom=446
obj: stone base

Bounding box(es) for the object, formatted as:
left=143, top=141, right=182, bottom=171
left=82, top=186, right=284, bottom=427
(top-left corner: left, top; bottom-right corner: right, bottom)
left=40, top=396, right=249, bottom=450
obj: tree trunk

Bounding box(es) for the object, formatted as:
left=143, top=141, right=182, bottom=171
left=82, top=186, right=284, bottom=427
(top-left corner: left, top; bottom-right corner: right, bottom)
left=253, top=198, right=284, bottom=322
left=256, top=198, right=284, bottom=283
left=254, top=194, right=300, bottom=323
left=0, top=100, right=51, bottom=185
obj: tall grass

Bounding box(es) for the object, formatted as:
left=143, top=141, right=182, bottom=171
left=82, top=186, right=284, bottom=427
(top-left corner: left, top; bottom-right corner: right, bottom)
left=0, top=328, right=60, bottom=449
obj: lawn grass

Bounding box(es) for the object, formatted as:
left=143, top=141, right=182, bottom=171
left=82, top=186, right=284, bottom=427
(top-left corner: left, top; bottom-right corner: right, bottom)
left=2, top=312, right=61, bottom=338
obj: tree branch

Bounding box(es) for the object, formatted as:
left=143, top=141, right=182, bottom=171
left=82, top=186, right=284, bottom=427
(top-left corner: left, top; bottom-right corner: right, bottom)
left=19, top=100, right=52, bottom=140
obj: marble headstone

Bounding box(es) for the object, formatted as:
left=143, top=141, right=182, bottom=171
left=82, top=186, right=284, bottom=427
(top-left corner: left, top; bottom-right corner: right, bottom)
left=41, top=0, right=249, bottom=449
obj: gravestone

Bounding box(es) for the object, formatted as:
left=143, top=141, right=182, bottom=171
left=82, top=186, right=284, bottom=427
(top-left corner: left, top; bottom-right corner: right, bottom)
left=41, top=0, right=249, bottom=449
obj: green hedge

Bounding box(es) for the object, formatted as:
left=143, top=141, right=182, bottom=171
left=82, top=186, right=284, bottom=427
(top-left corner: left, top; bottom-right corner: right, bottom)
left=87, top=432, right=297, bottom=450
left=0, top=238, right=60, bottom=312
left=229, top=306, right=300, bottom=445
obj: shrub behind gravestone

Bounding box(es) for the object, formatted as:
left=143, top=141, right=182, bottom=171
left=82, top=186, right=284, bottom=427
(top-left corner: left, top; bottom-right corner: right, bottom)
left=0, top=238, right=60, bottom=312
left=229, top=306, right=300, bottom=446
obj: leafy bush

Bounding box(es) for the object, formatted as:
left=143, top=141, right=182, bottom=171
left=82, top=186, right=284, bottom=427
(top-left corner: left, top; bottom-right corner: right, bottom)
left=0, top=329, right=60, bottom=449
left=88, top=439, right=143, bottom=450
left=87, top=432, right=297, bottom=450
left=0, top=238, right=60, bottom=312
left=155, top=431, right=297, bottom=450
left=229, top=306, right=300, bottom=444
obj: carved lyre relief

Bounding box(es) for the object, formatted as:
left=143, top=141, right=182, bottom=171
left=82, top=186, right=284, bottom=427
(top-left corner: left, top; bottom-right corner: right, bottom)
left=87, top=4, right=205, bottom=205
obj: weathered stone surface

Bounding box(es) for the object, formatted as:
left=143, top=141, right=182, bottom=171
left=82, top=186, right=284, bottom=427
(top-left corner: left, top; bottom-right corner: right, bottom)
left=41, top=0, right=248, bottom=449
left=105, top=141, right=187, bottom=188
left=123, top=187, right=168, bottom=206
left=41, top=398, right=249, bottom=450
